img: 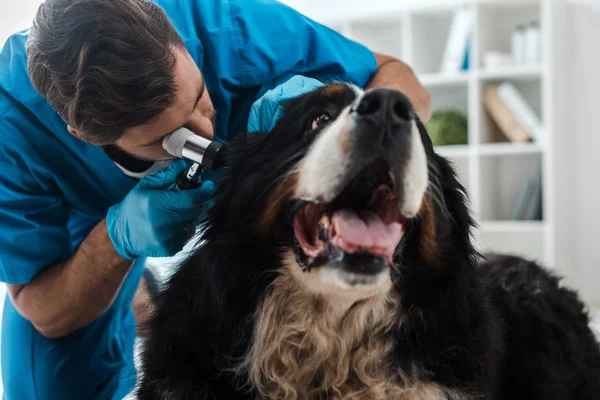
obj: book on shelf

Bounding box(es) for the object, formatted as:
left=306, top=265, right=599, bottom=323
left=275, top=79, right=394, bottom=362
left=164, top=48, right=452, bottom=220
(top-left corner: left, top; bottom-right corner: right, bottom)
left=462, top=35, right=470, bottom=71
left=513, top=167, right=543, bottom=221
left=440, top=8, right=472, bottom=73
left=483, top=82, right=544, bottom=144
left=483, top=85, right=531, bottom=143
left=496, top=82, right=545, bottom=143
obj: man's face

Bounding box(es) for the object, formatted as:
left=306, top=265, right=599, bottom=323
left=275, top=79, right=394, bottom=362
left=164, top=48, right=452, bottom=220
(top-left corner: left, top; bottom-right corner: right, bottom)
left=113, top=48, right=215, bottom=161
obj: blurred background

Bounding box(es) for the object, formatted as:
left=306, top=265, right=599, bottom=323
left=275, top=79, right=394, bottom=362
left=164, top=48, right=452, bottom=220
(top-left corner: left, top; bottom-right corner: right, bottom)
left=1, top=0, right=599, bottom=394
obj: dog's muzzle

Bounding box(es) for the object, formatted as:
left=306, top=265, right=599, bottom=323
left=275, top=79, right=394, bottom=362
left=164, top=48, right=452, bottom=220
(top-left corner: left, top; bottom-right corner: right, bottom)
left=289, top=87, right=428, bottom=280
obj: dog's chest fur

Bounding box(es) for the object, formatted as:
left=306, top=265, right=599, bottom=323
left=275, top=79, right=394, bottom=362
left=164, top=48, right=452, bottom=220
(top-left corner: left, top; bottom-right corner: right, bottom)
left=234, top=259, right=452, bottom=400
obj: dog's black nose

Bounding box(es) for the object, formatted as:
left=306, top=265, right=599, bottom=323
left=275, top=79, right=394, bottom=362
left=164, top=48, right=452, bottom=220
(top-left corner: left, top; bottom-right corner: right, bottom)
left=354, top=89, right=413, bottom=125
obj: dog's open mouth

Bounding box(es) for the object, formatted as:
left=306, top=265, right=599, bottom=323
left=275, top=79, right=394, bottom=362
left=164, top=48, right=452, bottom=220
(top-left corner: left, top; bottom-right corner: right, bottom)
left=289, top=159, right=405, bottom=272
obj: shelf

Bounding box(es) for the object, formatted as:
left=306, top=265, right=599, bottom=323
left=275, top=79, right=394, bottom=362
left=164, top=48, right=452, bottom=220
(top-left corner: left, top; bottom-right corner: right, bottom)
left=412, top=10, right=465, bottom=74
left=419, top=67, right=541, bottom=86
left=479, top=78, right=542, bottom=144
left=480, top=220, right=545, bottom=233
left=434, top=144, right=470, bottom=158
left=434, top=143, right=543, bottom=157
left=420, top=72, right=470, bottom=87
left=477, top=228, right=545, bottom=262
left=477, top=65, right=542, bottom=81
left=476, top=0, right=541, bottom=8
left=476, top=2, right=542, bottom=69
left=477, top=142, right=543, bottom=156
left=429, top=84, right=470, bottom=117
left=479, top=153, right=542, bottom=221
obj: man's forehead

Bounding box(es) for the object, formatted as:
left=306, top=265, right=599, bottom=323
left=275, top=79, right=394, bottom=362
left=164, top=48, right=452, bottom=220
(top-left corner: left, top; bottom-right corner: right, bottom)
left=119, top=48, right=203, bottom=145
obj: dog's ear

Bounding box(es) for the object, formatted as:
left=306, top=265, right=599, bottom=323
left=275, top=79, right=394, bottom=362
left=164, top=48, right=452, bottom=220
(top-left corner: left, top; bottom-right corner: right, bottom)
left=230, top=132, right=269, bottom=160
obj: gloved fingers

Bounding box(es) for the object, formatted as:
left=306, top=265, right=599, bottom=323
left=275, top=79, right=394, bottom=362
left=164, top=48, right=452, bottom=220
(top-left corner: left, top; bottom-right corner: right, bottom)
left=282, top=75, right=325, bottom=96
left=247, top=94, right=276, bottom=133
left=267, top=104, right=285, bottom=132
left=139, top=160, right=188, bottom=190
left=158, top=180, right=216, bottom=211
left=185, top=180, right=216, bottom=206
left=247, top=75, right=325, bottom=133
left=277, top=76, right=325, bottom=103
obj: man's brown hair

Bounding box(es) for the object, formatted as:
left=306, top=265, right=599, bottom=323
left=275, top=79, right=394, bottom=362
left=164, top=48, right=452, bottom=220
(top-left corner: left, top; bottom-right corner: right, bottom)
left=27, top=0, right=186, bottom=144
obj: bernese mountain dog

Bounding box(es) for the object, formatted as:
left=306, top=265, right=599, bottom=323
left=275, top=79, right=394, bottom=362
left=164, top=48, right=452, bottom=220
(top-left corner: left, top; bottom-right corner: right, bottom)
left=135, top=83, right=600, bottom=399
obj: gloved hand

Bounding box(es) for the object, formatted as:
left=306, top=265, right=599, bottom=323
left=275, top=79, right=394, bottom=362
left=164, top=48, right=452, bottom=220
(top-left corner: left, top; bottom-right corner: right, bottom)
left=247, top=75, right=324, bottom=133
left=106, top=160, right=215, bottom=259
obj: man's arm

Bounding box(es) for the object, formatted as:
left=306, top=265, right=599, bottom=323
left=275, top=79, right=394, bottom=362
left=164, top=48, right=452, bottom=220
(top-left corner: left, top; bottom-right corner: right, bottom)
left=5, top=160, right=214, bottom=339
left=367, top=52, right=432, bottom=122
left=8, top=219, right=132, bottom=338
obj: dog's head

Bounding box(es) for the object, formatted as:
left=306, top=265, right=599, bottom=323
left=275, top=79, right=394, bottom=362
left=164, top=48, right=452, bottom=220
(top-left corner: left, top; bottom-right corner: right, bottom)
left=204, top=82, right=474, bottom=300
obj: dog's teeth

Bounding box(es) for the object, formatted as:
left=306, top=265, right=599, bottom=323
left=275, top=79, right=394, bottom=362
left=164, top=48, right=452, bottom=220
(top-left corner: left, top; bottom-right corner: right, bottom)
left=319, top=214, right=331, bottom=230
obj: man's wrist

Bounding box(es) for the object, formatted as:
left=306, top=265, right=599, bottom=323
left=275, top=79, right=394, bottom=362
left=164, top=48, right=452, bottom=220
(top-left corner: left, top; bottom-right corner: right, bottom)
left=94, top=218, right=133, bottom=265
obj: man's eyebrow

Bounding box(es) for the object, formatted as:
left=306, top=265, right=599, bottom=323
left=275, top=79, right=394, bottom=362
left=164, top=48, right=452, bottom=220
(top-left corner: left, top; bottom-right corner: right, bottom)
left=138, top=79, right=206, bottom=148
left=192, top=78, right=205, bottom=112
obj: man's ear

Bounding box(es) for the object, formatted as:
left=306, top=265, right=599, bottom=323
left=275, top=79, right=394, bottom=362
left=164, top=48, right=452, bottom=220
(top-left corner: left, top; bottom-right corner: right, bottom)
left=67, top=124, right=83, bottom=139
left=67, top=124, right=103, bottom=146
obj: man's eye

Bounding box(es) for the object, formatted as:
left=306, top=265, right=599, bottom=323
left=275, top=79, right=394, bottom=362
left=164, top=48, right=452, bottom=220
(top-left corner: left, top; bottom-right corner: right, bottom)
left=311, top=113, right=331, bottom=130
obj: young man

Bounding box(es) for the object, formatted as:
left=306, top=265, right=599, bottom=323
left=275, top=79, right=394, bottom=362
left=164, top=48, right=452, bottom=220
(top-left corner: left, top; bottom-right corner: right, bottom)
left=0, top=0, right=431, bottom=398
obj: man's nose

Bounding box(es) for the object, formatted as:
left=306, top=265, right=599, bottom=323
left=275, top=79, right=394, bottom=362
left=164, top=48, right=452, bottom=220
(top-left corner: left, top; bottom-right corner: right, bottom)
left=185, top=112, right=214, bottom=140
left=353, top=88, right=413, bottom=128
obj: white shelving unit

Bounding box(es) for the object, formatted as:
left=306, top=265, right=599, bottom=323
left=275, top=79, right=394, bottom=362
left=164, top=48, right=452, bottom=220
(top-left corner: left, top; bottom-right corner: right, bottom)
left=306, top=0, right=566, bottom=268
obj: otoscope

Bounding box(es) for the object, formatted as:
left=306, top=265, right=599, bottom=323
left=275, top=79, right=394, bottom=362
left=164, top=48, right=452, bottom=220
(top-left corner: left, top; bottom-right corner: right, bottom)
left=162, top=127, right=228, bottom=190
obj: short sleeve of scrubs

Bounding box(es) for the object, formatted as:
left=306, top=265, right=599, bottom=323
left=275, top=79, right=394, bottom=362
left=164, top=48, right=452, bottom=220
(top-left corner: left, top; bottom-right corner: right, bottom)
left=230, top=0, right=377, bottom=90
left=0, top=127, right=71, bottom=285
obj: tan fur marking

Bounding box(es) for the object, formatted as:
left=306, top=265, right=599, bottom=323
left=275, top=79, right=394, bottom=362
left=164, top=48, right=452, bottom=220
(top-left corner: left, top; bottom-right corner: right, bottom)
left=234, top=251, right=451, bottom=400
left=418, top=194, right=438, bottom=265
left=256, top=172, right=299, bottom=237
left=322, top=83, right=346, bottom=97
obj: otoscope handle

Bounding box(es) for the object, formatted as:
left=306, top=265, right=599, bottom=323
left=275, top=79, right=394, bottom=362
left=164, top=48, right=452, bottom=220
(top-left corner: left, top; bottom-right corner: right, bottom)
left=174, top=162, right=203, bottom=190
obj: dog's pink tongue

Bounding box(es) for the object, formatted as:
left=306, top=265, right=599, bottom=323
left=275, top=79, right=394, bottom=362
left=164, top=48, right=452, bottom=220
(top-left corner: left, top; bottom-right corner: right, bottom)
left=331, top=209, right=404, bottom=257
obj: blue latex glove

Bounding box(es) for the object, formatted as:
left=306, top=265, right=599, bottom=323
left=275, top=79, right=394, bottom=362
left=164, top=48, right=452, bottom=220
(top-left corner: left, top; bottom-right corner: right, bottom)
left=247, top=75, right=324, bottom=133
left=106, top=160, right=215, bottom=259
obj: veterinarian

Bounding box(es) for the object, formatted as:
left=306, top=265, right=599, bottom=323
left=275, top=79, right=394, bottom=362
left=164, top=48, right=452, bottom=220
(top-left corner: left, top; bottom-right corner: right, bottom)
left=0, top=0, right=431, bottom=398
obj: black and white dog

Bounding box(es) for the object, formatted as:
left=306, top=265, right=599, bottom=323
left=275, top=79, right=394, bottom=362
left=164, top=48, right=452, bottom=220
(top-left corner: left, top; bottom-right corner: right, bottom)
left=135, top=83, right=600, bottom=399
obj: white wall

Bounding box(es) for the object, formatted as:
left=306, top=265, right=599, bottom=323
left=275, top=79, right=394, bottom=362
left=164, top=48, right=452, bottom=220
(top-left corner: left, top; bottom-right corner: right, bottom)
left=0, top=1, right=44, bottom=46
left=566, top=1, right=600, bottom=305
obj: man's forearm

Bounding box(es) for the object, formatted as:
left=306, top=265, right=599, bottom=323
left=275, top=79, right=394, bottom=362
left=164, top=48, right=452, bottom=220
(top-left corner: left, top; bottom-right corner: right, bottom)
left=8, top=219, right=133, bottom=338
left=367, top=53, right=432, bottom=122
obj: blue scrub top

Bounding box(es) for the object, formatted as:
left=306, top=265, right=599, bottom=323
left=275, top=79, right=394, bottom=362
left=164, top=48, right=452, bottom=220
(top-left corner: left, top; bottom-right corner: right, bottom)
left=0, top=0, right=377, bottom=398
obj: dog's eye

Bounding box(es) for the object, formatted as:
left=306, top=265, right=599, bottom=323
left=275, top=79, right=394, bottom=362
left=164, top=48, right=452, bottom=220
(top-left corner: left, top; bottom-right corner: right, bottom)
left=311, top=113, right=330, bottom=130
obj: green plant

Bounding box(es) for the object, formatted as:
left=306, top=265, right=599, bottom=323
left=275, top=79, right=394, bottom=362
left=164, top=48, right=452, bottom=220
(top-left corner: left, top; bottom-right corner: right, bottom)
left=425, top=110, right=468, bottom=146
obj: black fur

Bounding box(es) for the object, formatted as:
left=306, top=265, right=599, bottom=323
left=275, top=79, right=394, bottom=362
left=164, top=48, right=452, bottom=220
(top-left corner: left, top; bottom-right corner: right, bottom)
left=135, top=84, right=600, bottom=399
left=479, top=253, right=600, bottom=399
